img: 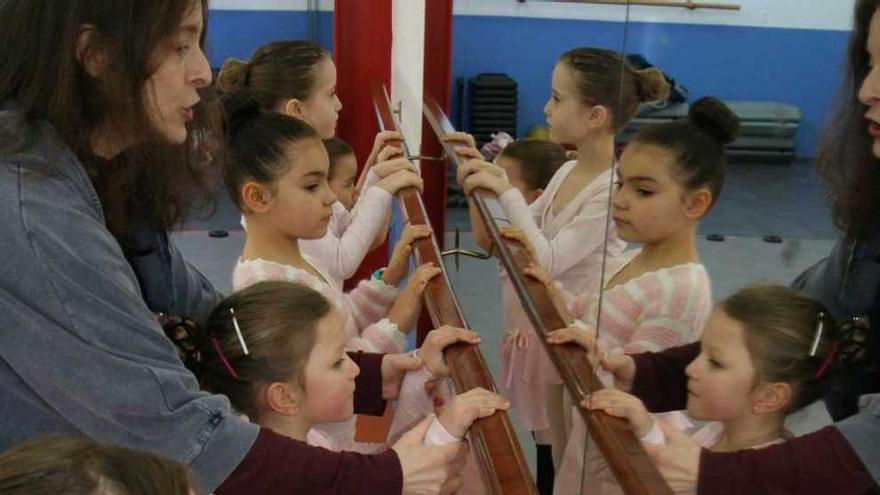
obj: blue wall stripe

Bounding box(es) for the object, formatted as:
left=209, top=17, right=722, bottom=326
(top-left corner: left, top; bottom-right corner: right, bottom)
left=207, top=10, right=333, bottom=67
left=451, top=16, right=850, bottom=157
left=206, top=11, right=850, bottom=157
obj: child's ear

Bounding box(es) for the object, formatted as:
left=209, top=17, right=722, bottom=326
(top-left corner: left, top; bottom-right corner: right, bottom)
left=76, top=24, right=109, bottom=79
left=586, top=105, right=610, bottom=130
left=683, top=188, right=712, bottom=220
left=282, top=98, right=307, bottom=119
left=264, top=382, right=302, bottom=416
left=752, top=381, right=792, bottom=415
left=241, top=180, right=274, bottom=214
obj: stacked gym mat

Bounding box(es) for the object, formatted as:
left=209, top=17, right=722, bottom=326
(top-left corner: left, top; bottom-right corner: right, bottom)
left=619, top=101, right=802, bottom=164
left=467, top=73, right=518, bottom=147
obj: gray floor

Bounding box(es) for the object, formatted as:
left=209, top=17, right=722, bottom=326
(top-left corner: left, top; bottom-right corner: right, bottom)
left=175, top=157, right=838, bottom=475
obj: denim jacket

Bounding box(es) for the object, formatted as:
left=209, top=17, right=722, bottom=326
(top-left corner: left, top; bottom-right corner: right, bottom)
left=0, top=102, right=258, bottom=493
left=794, top=236, right=880, bottom=480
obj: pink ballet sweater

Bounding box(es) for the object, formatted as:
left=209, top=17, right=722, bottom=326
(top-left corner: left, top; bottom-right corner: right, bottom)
left=300, top=171, right=392, bottom=288
left=497, top=161, right=627, bottom=432
left=553, top=249, right=713, bottom=494
left=233, top=255, right=406, bottom=354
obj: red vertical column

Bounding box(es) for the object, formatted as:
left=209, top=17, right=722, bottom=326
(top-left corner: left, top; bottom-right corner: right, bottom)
left=417, top=0, right=454, bottom=344
left=421, top=0, right=454, bottom=249
left=334, top=0, right=392, bottom=165
left=334, top=0, right=393, bottom=287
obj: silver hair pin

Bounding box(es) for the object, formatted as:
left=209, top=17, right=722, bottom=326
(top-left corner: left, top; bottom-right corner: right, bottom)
left=229, top=308, right=250, bottom=356
left=808, top=311, right=825, bottom=357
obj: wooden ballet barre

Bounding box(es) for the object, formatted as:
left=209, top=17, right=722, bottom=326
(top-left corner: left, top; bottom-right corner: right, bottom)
left=555, top=0, right=740, bottom=10
left=370, top=81, right=537, bottom=495
left=422, top=97, right=675, bottom=495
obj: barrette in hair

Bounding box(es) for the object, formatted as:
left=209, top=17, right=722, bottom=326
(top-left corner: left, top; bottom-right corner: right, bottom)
left=229, top=308, right=250, bottom=356
left=808, top=311, right=825, bottom=357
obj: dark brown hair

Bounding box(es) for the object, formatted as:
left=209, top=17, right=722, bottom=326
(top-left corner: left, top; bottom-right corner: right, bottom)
left=721, top=285, right=871, bottom=413
left=216, top=39, right=330, bottom=111
left=633, top=97, right=740, bottom=209
left=559, top=47, right=670, bottom=131
left=0, top=434, right=190, bottom=495
left=817, top=0, right=880, bottom=239
left=0, top=0, right=220, bottom=239
left=498, top=138, right=568, bottom=192
left=323, top=137, right=355, bottom=179
left=179, top=281, right=331, bottom=420
left=221, top=89, right=320, bottom=212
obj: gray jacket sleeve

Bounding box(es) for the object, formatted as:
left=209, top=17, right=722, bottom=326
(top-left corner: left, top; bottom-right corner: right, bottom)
left=792, top=237, right=880, bottom=320
left=836, top=395, right=880, bottom=484
left=0, top=157, right=257, bottom=494
left=123, top=214, right=221, bottom=326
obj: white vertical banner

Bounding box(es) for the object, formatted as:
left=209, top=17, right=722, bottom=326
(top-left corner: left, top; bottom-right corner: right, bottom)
left=391, top=0, right=426, bottom=159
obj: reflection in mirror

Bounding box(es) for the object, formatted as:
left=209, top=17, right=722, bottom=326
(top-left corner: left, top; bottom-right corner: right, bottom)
left=590, top=1, right=850, bottom=493
left=446, top=1, right=667, bottom=494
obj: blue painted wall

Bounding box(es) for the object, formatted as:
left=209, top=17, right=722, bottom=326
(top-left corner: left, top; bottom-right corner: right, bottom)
left=206, top=10, right=333, bottom=67
left=205, top=10, right=849, bottom=157
left=451, top=15, right=850, bottom=157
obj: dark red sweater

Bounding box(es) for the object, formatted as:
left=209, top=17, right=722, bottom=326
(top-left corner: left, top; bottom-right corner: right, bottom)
left=631, top=343, right=877, bottom=495
left=216, top=352, right=402, bottom=495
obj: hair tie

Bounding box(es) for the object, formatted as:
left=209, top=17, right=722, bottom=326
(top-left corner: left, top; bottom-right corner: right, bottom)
left=814, top=341, right=840, bottom=379
left=212, top=337, right=239, bottom=379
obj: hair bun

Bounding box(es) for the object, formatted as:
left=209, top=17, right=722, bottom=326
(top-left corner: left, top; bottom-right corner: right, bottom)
left=215, top=58, right=250, bottom=93
left=688, top=97, right=740, bottom=145
left=221, top=88, right=262, bottom=135
left=636, top=67, right=671, bottom=103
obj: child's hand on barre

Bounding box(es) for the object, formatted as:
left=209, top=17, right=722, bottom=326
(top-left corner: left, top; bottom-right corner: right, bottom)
left=442, top=131, right=483, bottom=162
left=456, top=158, right=505, bottom=187
left=546, top=324, right=638, bottom=393
left=372, top=145, right=415, bottom=177
left=522, top=261, right=553, bottom=287
left=419, top=325, right=482, bottom=377
left=366, top=130, right=404, bottom=170
left=437, top=387, right=510, bottom=439
left=546, top=322, right=597, bottom=353
left=582, top=388, right=653, bottom=437
left=383, top=224, right=433, bottom=286
left=386, top=262, right=442, bottom=332
left=377, top=169, right=424, bottom=195
left=500, top=226, right=538, bottom=261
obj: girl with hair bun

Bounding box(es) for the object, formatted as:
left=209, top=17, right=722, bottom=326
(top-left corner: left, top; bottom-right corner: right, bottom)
left=457, top=48, right=671, bottom=484
left=528, top=96, right=738, bottom=493
left=217, top=39, right=423, bottom=288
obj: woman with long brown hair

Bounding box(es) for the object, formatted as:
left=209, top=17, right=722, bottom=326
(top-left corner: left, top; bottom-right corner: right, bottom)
left=0, top=1, right=467, bottom=494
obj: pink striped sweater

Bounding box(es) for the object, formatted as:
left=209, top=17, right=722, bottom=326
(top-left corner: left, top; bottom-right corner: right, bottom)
left=553, top=249, right=713, bottom=495
left=567, top=249, right=713, bottom=354
left=233, top=255, right=406, bottom=354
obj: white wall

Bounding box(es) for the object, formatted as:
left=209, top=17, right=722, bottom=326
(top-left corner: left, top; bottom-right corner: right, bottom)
left=455, top=0, right=856, bottom=31
left=212, top=0, right=856, bottom=32
left=391, top=0, right=426, bottom=156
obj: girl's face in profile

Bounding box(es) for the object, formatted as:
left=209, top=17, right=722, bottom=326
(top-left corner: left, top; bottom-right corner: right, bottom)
left=296, top=58, right=342, bottom=140
left=299, top=311, right=360, bottom=423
